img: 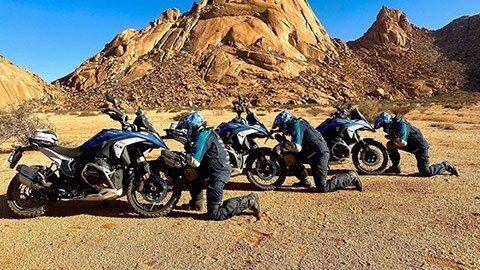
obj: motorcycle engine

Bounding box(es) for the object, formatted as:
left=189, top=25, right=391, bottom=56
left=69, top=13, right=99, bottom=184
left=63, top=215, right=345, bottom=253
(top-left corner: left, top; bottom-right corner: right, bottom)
left=81, top=157, right=123, bottom=189
left=225, top=144, right=243, bottom=169
left=331, top=140, right=350, bottom=160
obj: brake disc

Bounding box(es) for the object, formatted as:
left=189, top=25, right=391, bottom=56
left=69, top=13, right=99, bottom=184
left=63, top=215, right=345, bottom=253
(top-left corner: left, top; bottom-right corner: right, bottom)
left=361, top=148, right=381, bottom=166
left=140, top=175, right=168, bottom=203
left=255, top=159, right=278, bottom=181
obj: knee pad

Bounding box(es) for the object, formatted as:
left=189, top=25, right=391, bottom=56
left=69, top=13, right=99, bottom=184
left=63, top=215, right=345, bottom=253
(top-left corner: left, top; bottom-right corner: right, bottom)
left=386, top=141, right=396, bottom=149
left=284, top=154, right=297, bottom=166
left=183, top=168, right=198, bottom=181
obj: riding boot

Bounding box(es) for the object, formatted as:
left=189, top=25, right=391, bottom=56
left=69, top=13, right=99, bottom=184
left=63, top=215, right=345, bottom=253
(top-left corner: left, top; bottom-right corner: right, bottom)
left=348, top=171, right=363, bottom=192
left=442, top=161, right=459, bottom=176
left=207, top=193, right=261, bottom=221
left=181, top=190, right=205, bottom=211
left=384, top=166, right=401, bottom=174
left=292, top=169, right=312, bottom=188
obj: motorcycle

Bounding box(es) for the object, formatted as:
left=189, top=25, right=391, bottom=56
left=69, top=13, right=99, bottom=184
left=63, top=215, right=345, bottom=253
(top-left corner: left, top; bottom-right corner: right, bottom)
left=4, top=94, right=181, bottom=218
left=315, top=102, right=389, bottom=174
left=164, top=93, right=286, bottom=191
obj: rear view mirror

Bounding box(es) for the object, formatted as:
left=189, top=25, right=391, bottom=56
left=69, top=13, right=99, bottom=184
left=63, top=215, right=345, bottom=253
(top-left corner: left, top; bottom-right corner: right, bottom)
left=106, top=93, right=116, bottom=106
left=237, top=90, right=244, bottom=102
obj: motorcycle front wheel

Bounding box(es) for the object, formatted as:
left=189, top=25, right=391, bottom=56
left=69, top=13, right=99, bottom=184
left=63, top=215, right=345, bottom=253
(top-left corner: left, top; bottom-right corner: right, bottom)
left=352, top=139, right=389, bottom=175
left=127, top=172, right=181, bottom=218
left=245, top=150, right=286, bottom=191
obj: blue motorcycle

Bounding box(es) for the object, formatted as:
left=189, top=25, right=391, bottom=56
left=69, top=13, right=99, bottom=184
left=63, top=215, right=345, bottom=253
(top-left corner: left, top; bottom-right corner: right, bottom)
left=165, top=93, right=287, bottom=190
left=215, top=94, right=287, bottom=190
left=316, top=102, right=389, bottom=174
left=4, top=94, right=181, bottom=218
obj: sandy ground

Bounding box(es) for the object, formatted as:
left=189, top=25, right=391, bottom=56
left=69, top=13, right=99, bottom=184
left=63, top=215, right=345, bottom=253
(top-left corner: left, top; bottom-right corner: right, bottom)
left=0, top=105, right=479, bottom=269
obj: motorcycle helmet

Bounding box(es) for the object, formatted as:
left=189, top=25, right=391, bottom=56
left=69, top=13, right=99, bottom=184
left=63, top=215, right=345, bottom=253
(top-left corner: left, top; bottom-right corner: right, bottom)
left=176, top=112, right=206, bottom=140
left=374, top=112, right=392, bottom=130
left=272, top=110, right=294, bottom=132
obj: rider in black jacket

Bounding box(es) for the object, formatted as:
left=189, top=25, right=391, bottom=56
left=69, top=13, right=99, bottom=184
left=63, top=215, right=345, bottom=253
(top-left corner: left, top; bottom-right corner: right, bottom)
left=374, top=112, right=459, bottom=177
left=272, top=111, right=363, bottom=192
left=176, top=112, right=261, bottom=221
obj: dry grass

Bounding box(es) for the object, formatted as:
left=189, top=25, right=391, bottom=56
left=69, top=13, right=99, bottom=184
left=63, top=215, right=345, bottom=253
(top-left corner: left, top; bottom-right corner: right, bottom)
left=355, top=101, right=390, bottom=122
left=77, top=111, right=98, bottom=117
left=0, top=104, right=479, bottom=269
left=444, top=103, right=464, bottom=110
left=172, top=111, right=190, bottom=121
left=425, top=116, right=450, bottom=122
left=305, top=107, right=325, bottom=116
left=430, top=123, right=457, bottom=130
left=391, top=104, right=416, bottom=117
left=0, top=102, right=54, bottom=145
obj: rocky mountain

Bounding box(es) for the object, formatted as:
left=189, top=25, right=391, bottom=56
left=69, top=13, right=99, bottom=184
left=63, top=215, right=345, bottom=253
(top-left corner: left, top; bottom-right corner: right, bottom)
left=434, top=14, right=480, bottom=90
left=56, top=0, right=345, bottom=109
left=52, top=2, right=478, bottom=109
left=0, top=55, right=52, bottom=107
left=347, top=6, right=467, bottom=99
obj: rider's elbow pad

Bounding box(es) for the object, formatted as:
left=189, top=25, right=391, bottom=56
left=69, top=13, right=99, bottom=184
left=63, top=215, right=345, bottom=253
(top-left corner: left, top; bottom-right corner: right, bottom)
left=285, top=142, right=302, bottom=153
left=187, top=154, right=201, bottom=168
left=394, top=138, right=407, bottom=148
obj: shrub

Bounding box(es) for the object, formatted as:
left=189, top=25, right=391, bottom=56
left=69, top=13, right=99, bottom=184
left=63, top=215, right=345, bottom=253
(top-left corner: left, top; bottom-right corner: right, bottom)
left=444, top=103, right=464, bottom=110
left=0, top=103, right=54, bottom=146
left=430, top=123, right=457, bottom=130
left=391, top=104, right=415, bottom=117
left=306, top=107, right=324, bottom=116
left=355, top=101, right=389, bottom=123
left=172, top=111, right=189, bottom=121
left=77, top=111, right=98, bottom=117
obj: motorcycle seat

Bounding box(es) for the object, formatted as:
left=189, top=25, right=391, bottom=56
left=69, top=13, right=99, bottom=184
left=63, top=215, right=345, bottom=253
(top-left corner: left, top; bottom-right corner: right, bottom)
left=49, top=145, right=84, bottom=158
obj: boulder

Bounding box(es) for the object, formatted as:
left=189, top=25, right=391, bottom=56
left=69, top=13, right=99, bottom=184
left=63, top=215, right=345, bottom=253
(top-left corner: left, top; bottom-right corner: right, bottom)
left=406, top=80, right=433, bottom=97
left=370, top=87, right=386, bottom=98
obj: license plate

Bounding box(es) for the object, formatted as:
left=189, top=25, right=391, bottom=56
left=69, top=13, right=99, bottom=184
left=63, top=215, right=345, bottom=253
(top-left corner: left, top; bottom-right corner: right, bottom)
left=3, top=147, right=22, bottom=169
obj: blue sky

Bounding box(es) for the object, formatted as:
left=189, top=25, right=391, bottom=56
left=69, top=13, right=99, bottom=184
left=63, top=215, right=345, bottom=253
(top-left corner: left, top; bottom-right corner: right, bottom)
left=1, top=0, right=479, bottom=83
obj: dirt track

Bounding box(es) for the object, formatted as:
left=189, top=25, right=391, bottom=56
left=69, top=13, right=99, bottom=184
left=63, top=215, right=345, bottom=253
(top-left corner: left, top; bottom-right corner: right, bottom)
left=0, top=106, right=479, bottom=269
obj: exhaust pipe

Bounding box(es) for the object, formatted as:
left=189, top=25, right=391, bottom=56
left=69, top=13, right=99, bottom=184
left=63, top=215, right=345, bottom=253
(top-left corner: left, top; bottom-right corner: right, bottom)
left=16, top=174, right=46, bottom=189
left=16, top=165, right=49, bottom=189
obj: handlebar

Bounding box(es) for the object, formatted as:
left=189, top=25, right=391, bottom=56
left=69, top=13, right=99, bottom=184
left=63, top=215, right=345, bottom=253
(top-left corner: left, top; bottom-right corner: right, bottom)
left=101, top=108, right=132, bottom=130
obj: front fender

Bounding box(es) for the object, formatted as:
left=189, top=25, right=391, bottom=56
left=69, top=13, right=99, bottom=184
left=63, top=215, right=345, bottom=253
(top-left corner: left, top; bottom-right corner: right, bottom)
left=245, top=147, right=284, bottom=165
left=246, top=147, right=270, bottom=164
left=247, top=147, right=273, bottom=158
left=353, top=138, right=385, bottom=151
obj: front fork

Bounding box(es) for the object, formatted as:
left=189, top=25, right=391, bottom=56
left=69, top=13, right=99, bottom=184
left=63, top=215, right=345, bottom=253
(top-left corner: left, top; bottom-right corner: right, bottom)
left=129, top=149, right=152, bottom=192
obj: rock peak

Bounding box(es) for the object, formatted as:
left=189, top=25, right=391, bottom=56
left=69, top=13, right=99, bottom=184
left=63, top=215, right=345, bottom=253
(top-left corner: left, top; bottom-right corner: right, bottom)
left=353, top=6, right=413, bottom=49
left=57, top=0, right=338, bottom=91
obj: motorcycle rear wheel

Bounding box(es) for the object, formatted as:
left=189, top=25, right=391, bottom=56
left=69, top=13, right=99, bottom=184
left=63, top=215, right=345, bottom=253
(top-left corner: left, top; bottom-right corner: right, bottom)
left=6, top=176, right=52, bottom=218
left=245, top=150, right=286, bottom=191
left=352, top=140, right=389, bottom=175
left=127, top=172, right=181, bottom=218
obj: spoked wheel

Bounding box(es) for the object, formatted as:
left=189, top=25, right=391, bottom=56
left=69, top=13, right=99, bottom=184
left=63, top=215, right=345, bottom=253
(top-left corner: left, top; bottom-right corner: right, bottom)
left=6, top=177, right=52, bottom=218
left=127, top=172, right=181, bottom=217
left=246, top=150, right=286, bottom=191
left=352, top=139, right=389, bottom=175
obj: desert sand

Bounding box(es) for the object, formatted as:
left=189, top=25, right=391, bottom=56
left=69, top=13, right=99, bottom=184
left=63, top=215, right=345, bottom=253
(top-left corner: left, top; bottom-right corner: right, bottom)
left=0, top=105, right=479, bottom=269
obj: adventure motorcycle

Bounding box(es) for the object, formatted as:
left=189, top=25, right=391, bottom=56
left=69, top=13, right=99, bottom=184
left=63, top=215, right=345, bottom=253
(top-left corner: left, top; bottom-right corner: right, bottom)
left=315, top=102, right=389, bottom=174
left=4, top=94, right=181, bottom=218
left=164, top=93, right=286, bottom=190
